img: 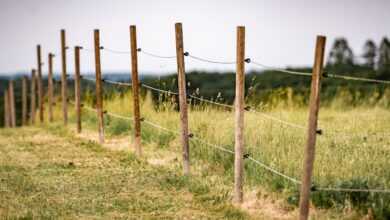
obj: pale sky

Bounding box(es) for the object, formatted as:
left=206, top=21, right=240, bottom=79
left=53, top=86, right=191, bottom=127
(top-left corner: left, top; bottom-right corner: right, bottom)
left=0, top=0, right=389, bottom=75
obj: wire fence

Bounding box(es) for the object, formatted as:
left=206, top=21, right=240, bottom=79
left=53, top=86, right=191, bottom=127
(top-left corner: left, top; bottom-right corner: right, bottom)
left=8, top=41, right=390, bottom=198
left=77, top=103, right=390, bottom=193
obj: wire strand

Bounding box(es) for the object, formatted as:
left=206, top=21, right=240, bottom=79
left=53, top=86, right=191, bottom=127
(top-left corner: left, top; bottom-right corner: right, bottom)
left=141, top=83, right=307, bottom=130
left=247, top=156, right=302, bottom=185
left=188, top=95, right=233, bottom=109
left=104, top=79, right=132, bottom=87
left=141, top=83, right=179, bottom=95
left=249, top=60, right=313, bottom=77
left=103, top=48, right=130, bottom=54
left=317, top=187, right=390, bottom=193
left=187, top=54, right=235, bottom=65
left=141, top=117, right=300, bottom=185
left=138, top=49, right=176, bottom=59
left=106, top=112, right=134, bottom=121
left=326, top=73, right=390, bottom=84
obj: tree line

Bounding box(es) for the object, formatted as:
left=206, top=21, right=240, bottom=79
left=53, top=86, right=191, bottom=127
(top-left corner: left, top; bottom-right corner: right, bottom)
left=327, top=37, right=390, bottom=72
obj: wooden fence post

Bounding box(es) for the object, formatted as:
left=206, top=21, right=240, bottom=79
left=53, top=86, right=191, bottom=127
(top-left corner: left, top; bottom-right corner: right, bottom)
left=48, top=53, right=54, bottom=122
left=175, top=23, right=190, bottom=175
left=130, top=25, right=142, bottom=156
left=94, top=29, right=104, bottom=143
left=298, top=35, right=326, bottom=220
left=8, top=80, right=16, bottom=127
left=22, top=76, right=28, bottom=125
left=30, top=69, right=37, bottom=125
left=4, top=90, right=9, bottom=127
left=233, top=26, right=246, bottom=204
left=37, top=45, right=44, bottom=123
left=61, top=29, right=68, bottom=126
left=74, top=46, right=82, bottom=133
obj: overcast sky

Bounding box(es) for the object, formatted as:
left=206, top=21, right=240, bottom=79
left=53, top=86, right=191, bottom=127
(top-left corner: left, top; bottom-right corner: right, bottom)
left=1, top=0, right=389, bottom=75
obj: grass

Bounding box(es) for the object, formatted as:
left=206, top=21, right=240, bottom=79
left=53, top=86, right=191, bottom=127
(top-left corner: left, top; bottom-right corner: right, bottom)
left=0, top=125, right=249, bottom=219
left=90, top=89, right=390, bottom=218
left=1, top=88, right=389, bottom=219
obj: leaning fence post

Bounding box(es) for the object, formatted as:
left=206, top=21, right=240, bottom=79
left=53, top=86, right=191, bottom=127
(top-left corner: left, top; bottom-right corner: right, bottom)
left=94, top=29, right=104, bottom=143
left=233, top=26, right=246, bottom=204
left=30, top=69, right=37, bottom=125
left=4, top=90, right=9, bottom=127
left=48, top=53, right=54, bottom=122
left=298, top=35, right=326, bottom=220
left=130, top=25, right=142, bottom=156
left=22, top=76, right=28, bottom=125
left=8, top=80, right=16, bottom=127
left=74, top=46, right=82, bottom=133
left=175, top=23, right=190, bottom=175
left=37, top=45, right=44, bottom=123
left=61, top=29, right=68, bottom=126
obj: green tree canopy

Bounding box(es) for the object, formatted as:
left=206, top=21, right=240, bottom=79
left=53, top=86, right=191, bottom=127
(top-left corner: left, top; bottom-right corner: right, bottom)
left=327, top=38, right=354, bottom=67
left=362, top=39, right=377, bottom=69
left=378, top=37, right=390, bottom=71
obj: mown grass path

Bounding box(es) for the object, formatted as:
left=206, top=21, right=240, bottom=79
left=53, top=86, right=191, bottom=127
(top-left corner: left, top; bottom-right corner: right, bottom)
left=0, top=126, right=249, bottom=219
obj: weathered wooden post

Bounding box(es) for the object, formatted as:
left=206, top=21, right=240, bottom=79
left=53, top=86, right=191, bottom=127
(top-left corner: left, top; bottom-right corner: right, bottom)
left=74, top=46, right=82, bottom=133
left=175, top=23, right=190, bottom=175
left=94, top=29, right=104, bottom=143
left=61, top=29, right=68, bottom=126
left=30, top=69, right=37, bottom=125
left=130, top=25, right=142, bottom=156
left=22, top=76, right=28, bottom=125
left=48, top=53, right=54, bottom=122
left=37, top=45, right=44, bottom=123
left=4, top=90, right=9, bottom=127
left=233, top=26, right=246, bottom=204
left=298, top=35, right=326, bottom=220
left=8, top=80, right=16, bottom=127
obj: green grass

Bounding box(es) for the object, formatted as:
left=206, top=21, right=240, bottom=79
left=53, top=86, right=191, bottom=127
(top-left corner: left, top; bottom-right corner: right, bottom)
left=0, top=126, right=249, bottom=219
left=84, top=90, right=390, bottom=219
left=2, top=89, right=389, bottom=219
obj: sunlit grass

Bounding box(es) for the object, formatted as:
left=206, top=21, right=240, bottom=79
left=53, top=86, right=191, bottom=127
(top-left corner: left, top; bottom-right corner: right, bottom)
left=58, top=87, right=390, bottom=217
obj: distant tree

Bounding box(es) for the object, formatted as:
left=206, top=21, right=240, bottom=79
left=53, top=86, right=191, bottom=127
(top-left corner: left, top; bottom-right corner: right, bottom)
left=362, top=40, right=377, bottom=68
left=327, top=38, right=354, bottom=66
left=378, top=37, right=390, bottom=71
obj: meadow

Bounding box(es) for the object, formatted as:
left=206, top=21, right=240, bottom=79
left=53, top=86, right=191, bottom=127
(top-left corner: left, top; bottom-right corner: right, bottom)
left=1, top=74, right=390, bottom=219
left=79, top=85, right=390, bottom=218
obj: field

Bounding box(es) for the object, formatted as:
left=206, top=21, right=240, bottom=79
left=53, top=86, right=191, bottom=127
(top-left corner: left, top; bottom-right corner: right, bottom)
left=1, top=87, right=390, bottom=219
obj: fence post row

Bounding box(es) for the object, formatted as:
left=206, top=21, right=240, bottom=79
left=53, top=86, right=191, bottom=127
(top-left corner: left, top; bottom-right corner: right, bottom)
left=61, top=29, right=68, bottom=126
left=4, top=26, right=333, bottom=219
left=233, top=26, right=246, bottom=204
left=37, top=45, right=44, bottom=123
left=22, top=76, right=28, bottom=125
left=174, top=23, right=190, bottom=175
left=74, top=46, right=82, bottom=133
left=30, top=69, right=37, bottom=125
left=130, top=25, right=142, bottom=156
left=48, top=53, right=54, bottom=122
left=298, top=35, right=326, bottom=220
left=94, top=29, right=105, bottom=144
left=3, top=90, right=9, bottom=127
